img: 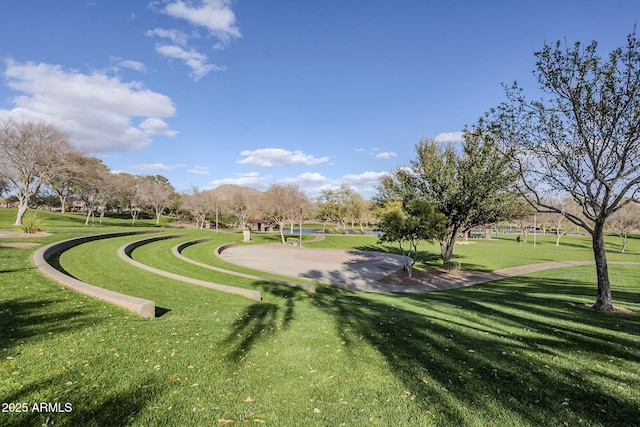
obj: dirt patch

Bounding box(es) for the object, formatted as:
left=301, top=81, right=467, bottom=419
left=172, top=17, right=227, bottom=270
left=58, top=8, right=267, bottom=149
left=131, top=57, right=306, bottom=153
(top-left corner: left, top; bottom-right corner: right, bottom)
left=0, top=242, right=41, bottom=248
left=379, top=268, right=479, bottom=287
left=0, top=231, right=51, bottom=238
left=0, top=230, right=49, bottom=249
left=576, top=303, right=636, bottom=315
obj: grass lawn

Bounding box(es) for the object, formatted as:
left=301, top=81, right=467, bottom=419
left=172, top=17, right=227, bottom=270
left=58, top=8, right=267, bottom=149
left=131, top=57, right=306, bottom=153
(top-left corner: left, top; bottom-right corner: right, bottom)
left=1, top=209, right=639, bottom=426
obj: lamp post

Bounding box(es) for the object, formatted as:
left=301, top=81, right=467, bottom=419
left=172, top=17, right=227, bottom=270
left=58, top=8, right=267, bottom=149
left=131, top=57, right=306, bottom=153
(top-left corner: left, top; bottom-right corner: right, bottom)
left=299, top=207, right=303, bottom=247
left=215, top=203, right=219, bottom=233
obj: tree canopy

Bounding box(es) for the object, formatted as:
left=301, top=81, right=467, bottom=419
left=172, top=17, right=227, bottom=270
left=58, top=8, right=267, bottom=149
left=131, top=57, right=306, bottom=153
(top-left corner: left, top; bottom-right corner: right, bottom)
left=376, top=199, right=446, bottom=277
left=376, top=128, right=517, bottom=265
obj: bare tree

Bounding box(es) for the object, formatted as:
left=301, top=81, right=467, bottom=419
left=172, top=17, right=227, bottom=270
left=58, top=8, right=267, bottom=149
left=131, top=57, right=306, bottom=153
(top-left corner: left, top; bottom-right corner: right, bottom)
left=542, top=197, right=583, bottom=246
left=227, top=189, right=256, bottom=230
left=137, top=175, right=175, bottom=224
left=493, top=30, right=640, bottom=310
left=263, top=183, right=307, bottom=244
left=182, top=187, right=215, bottom=229
left=607, top=201, right=640, bottom=253
left=47, top=150, right=92, bottom=214
left=0, top=178, right=10, bottom=207
left=73, top=157, right=111, bottom=225
left=347, top=192, right=372, bottom=233
left=107, top=173, right=146, bottom=226
left=0, top=119, right=72, bottom=225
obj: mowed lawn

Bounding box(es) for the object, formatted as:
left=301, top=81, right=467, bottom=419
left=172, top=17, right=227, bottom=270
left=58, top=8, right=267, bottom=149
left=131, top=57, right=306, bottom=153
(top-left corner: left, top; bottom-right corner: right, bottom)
left=1, top=209, right=639, bottom=426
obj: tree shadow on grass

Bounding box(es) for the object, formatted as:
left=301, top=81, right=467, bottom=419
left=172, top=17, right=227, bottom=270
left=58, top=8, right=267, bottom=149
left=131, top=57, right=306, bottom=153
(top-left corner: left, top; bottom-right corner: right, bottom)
left=0, top=297, right=96, bottom=353
left=0, top=295, right=167, bottom=427
left=2, top=369, right=165, bottom=427
left=221, top=283, right=305, bottom=362
left=261, top=266, right=640, bottom=426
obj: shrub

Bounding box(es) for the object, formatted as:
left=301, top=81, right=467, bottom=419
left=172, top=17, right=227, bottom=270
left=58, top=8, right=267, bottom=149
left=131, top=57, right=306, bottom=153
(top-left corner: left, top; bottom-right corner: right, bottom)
left=21, top=211, right=43, bottom=234
left=443, top=260, right=460, bottom=273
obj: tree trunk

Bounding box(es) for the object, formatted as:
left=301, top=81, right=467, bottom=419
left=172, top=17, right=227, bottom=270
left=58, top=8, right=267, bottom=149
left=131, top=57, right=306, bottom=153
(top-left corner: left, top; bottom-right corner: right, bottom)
left=621, top=234, right=627, bottom=253
left=591, top=224, right=613, bottom=311
left=14, top=198, right=28, bottom=225
left=57, top=195, right=67, bottom=214
left=406, top=259, right=413, bottom=278
left=279, top=221, right=286, bottom=244
left=439, top=228, right=458, bottom=264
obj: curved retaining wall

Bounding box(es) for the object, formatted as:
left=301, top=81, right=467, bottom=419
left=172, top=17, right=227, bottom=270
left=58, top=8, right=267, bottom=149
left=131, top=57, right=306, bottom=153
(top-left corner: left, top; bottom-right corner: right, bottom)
left=32, top=231, right=159, bottom=318
left=119, top=235, right=262, bottom=301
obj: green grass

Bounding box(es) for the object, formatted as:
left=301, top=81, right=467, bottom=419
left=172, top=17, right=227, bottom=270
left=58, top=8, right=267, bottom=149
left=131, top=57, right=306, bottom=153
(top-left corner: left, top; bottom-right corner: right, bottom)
left=1, top=209, right=639, bottom=426
left=307, top=233, right=640, bottom=271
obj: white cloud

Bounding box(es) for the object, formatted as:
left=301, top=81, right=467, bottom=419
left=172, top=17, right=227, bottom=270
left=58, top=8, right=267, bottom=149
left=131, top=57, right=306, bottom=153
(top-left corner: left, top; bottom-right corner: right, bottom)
left=188, top=165, right=210, bottom=175
left=375, top=151, right=397, bottom=159
left=139, top=118, right=178, bottom=137
left=146, top=27, right=189, bottom=46
left=130, top=163, right=174, bottom=171
left=277, top=172, right=331, bottom=187
left=161, top=0, right=241, bottom=48
left=155, top=44, right=225, bottom=81
left=207, top=172, right=272, bottom=190
left=342, top=171, right=388, bottom=186
left=434, top=131, right=464, bottom=143
left=1, top=59, right=176, bottom=152
left=115, top=58, right=147, bottom=73
left=274, top=171, right=387, bottom=198
left=202, top=169, right=388, bottom=199
left=237, top=148, right=330, bottom=167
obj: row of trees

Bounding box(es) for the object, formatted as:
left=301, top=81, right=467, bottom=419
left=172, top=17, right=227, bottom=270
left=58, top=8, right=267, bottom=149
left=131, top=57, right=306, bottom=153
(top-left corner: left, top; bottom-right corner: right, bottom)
left=0, top=119, right=177, bottom=227
left=180, top=183, right=375, bottom=244
left=0, top=122, right=375, bottom=243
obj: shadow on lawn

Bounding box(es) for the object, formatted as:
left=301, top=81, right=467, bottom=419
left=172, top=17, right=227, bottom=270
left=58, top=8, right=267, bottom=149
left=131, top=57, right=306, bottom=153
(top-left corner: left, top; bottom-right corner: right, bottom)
left=1, top=295, right=168, bottom=427
left=2, top=369, right=164, bottom=427
left=0, top=297, right=91, bottom=353
left=222, top=285, right=298, bottom=362
left=262, top=266, right=640, bottom=425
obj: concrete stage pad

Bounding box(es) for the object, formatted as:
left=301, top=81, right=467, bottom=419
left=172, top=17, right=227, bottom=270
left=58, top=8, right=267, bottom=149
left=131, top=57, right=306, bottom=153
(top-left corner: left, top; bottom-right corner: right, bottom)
left=218, top=243, right=407, bottom=292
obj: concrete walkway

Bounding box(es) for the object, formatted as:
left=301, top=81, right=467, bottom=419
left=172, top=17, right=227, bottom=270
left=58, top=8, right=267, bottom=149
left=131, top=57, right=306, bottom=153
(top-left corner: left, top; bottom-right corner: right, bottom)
left=218, top=243, right=640, bottom=293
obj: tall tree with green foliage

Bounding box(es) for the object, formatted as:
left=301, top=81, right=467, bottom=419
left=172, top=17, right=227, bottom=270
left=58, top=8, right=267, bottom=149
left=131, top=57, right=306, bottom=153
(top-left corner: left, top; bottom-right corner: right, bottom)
left=375, top=199, right=446, bottom=277
left=316, top=184, right=359, bottom=232
left=377, top=128, right=516, bottom=265
left=490, top=30, right=640, bottom=311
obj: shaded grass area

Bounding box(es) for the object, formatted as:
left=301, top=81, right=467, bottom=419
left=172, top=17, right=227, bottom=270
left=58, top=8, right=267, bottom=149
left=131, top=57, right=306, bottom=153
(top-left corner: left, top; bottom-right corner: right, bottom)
left=1, top=210, right=639, bottom=426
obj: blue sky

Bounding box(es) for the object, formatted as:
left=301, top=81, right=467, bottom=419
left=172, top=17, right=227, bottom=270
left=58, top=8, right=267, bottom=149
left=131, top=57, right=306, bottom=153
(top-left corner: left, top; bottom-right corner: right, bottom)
left=1, top=1, right=638, bottom=198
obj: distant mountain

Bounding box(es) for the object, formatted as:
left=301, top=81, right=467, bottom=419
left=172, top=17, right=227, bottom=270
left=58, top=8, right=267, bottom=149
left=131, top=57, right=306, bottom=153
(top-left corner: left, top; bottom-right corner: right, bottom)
left=206, top=184, right=262, bottom=202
